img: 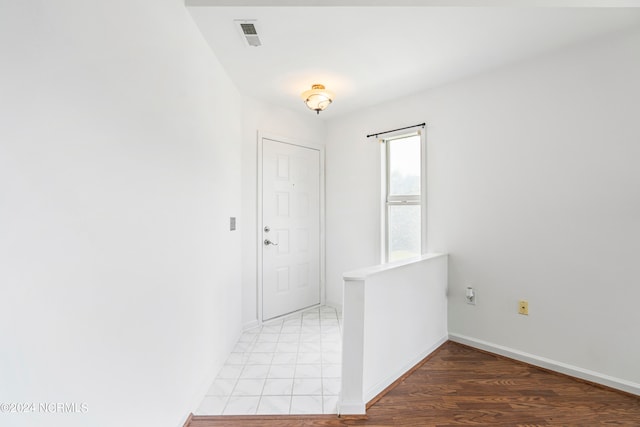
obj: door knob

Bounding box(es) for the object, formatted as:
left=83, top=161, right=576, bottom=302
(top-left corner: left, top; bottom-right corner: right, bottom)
left=264, top=239, right=278, bottom=246
left=264, top=226, right=270, bottom=233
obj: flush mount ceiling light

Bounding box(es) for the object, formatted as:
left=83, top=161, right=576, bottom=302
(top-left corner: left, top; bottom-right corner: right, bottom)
left=301, top=84, right=335, bottom=115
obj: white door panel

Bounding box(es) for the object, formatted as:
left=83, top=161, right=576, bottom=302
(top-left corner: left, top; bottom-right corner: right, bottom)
left=262, top=138, right=320, bottom=320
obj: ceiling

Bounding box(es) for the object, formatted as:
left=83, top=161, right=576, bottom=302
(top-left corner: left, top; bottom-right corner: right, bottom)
left=186, top=2, right=640, bottom=119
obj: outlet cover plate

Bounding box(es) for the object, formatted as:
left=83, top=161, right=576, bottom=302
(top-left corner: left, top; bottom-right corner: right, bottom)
left=518, top=300, right=529, bottom=315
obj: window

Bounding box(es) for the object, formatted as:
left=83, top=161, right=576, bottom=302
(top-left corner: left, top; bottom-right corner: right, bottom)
left=382, top=132, right=426, bottom=262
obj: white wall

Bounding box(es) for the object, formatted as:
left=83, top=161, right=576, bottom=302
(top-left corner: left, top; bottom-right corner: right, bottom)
left=324, top=112, right=385, bottom=308
left=240, top=97, right=326, bottom=328
left=326, top=27, right=640, bottom=388
left=0, top=2, right=243, bottom=426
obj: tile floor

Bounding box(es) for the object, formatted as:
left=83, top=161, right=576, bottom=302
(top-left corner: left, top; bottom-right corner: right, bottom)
left=196, top=305, right=342, bottom=416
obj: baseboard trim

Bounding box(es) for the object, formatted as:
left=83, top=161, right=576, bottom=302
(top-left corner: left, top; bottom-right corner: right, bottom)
left=242, top=319, right=259, bottom=331
left=187, top=355, right=223, bottom=420
left=324, top=300, right=343, bottom=312
left=181, top=412, right=193, bottom=427
left=338, top=401, right=366, bottom=415
left=363, top=335, right=449, bottom=403
left=449, top=333, right=640, bottom=397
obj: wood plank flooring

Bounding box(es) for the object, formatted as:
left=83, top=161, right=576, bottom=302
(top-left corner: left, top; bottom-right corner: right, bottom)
left=187, top=341, right=640, bottom=426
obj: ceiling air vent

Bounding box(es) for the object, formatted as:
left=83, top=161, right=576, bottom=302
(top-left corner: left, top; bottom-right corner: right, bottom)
left=235, top=20, right=261, bottom=47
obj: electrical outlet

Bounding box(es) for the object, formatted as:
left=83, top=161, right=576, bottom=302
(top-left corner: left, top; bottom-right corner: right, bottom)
left=518, top=300, right=529, bottom=315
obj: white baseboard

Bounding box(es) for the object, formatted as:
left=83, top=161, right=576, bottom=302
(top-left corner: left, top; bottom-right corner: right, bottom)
left=324, top=300, right=343, bottom=312
left=337, top=400, right=366, bottom=416
left=449, top=333, right=640, bottom=396
left=242, top=319, right=259, bottom=331
left=364, top=334, right=449, bottom=403
left=188, top=360, right=221, bottom=416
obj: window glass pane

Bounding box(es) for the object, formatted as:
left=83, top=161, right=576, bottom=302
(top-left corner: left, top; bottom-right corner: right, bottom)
left=389, top=135, right=421, bottom=196
left=388, top=204, right=421, bottom=262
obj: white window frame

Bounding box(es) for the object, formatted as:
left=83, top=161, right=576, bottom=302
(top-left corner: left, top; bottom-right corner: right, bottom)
left=380, top=129, right=427, bottom=263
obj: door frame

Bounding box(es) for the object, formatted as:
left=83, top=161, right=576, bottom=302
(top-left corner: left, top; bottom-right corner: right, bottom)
left=256, top=131, right=326, bottom=323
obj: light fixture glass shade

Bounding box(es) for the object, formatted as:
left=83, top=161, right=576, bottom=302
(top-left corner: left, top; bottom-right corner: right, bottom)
left=301, top=84, right=334, bottom=114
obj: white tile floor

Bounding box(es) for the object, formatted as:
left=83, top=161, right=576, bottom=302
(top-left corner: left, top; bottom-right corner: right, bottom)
left=196, top=305, right=342, bottom=416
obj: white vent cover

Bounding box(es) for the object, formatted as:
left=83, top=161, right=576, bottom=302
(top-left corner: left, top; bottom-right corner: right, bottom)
left=235, top=20, right=261, bottom=47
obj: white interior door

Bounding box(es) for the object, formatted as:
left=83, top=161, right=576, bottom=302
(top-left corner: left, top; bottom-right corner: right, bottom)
left=261, top=138, right=320, bottom=321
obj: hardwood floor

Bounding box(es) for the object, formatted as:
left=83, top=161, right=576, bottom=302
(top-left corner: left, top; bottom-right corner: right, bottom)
left=187, top=341, right=640, bottom=426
